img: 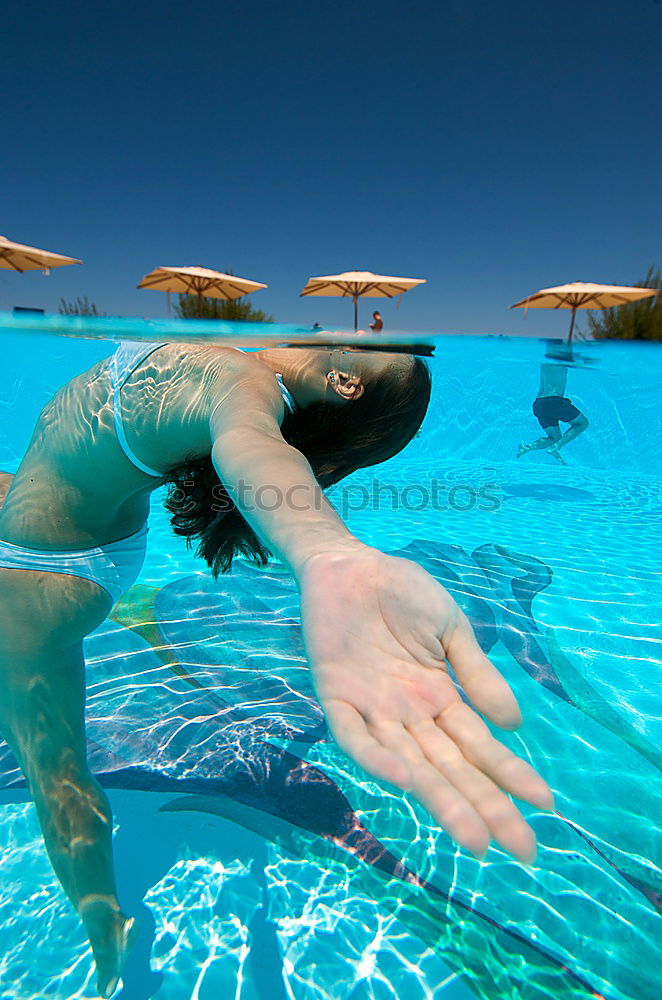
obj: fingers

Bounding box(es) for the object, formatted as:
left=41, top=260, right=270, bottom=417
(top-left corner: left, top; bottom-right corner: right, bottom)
left=413, top=718, right=540, bottom=862
left=323, top=699, right=414, bottom=791
left=324, top=693, right=552, bottom=865
left=371, top=719, right=492, bottom=857
left=325, top=699, right=495, bottom=858
left=442, top=610, right=523, bottom=729
left=437, top=701, right=554, bottom=811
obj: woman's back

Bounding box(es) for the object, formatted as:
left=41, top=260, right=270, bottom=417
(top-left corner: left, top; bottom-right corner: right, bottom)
left=0, top=344, right=237, bottom=549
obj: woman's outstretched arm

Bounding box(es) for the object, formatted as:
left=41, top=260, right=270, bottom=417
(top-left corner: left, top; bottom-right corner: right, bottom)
left=210, top=375, right=553, bottom=863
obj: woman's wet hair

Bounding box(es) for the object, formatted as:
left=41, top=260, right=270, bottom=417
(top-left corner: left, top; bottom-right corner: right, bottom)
left=164, top=355, right=431, bottom=576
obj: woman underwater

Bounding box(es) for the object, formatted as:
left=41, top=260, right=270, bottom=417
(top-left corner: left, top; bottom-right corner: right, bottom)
left=0, top=341, right=553, bottom=997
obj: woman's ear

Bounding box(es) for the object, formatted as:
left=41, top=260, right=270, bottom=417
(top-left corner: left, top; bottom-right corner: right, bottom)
left=326, top=371, right=365, bottom=401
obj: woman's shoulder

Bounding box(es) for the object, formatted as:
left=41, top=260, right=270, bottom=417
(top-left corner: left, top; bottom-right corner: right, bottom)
left=121, top=344, right=275, bottom=403
left=164, top=345, right=282, bottom=427
left=196, top=346, right=281, bottom=397
left=169, top=344, right=271, bottom=380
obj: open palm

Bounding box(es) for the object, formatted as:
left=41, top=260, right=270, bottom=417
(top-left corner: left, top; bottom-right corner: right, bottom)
left=298, top=547, right=554, bottom=862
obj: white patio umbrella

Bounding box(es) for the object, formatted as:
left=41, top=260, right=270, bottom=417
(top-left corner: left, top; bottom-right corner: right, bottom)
left=138, top=265, right=267, bottom=316
left=510, top=281, right=658, bottom=342
left=0, top=234, right=82, bottom=273
left=300, top=270, right=426, bottom=331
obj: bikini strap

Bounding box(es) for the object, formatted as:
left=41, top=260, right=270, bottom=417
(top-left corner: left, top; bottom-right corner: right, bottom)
left=109, top=342, right=166, bottom=478
left=275, top=373, right=298, bottom=415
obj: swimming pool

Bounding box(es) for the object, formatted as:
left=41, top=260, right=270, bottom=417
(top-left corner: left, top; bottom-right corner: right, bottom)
left=0, top=322, right=660, bottom=1000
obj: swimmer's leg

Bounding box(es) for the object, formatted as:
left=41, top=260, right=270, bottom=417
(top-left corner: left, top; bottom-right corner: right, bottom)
left=0, top=573, right=138, bottom=997
left=554, top=412, right=589, bottom=452
left=517, top=426, right=561, bottom=458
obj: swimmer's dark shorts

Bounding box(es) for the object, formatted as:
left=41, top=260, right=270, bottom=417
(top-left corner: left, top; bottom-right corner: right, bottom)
left=532, top=395, right=581, bottom=429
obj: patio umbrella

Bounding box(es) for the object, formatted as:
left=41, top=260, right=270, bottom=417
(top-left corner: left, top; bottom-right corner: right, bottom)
left=300, top=270, right=426, bottom=331
left=138, top=265, right=267, bottom=317
left=0, top=234, right=82, bottom=273
left=510, top=281, right=658, bottom=343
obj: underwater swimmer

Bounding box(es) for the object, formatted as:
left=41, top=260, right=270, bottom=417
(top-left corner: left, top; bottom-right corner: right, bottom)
left=518, top=359, right=589, bottom=463
left=0, top=342, right=553, bottom=996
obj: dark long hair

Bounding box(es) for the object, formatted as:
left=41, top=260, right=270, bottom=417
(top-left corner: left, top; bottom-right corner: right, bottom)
left=164, top=357, right=431, bottom=576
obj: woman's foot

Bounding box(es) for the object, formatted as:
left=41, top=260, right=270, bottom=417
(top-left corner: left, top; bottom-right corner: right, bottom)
left=517, top=442, right=533, bottom=458
left=79, top=897, right=140, bottom=998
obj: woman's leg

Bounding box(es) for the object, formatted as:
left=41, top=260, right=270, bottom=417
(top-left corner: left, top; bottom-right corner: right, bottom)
left=0, top=569, right=138, bottom=997
left=0, top=470, right=14, bottom=508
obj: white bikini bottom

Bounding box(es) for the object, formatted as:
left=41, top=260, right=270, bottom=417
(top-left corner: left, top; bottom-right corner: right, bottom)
left=0, top=524, right=148, bottom=605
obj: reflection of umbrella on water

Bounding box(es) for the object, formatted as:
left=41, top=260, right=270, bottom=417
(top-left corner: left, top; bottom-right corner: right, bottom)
left=510, top=281, right=658, bottom=343
left=0, top=234, right=82, bottom=274
left=300, top=270, right=426, bottom=331
left=138, top=265, right=267, bottom=317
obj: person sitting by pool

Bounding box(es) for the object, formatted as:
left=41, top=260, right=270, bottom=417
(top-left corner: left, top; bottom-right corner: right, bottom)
left=369, top=310, right=383, bottom=332
left=517, top=357, right=589, bottom=463
left=0, top=341, right=553, bottom=997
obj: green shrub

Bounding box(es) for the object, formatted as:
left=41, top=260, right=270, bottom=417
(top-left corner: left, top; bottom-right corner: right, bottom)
left=586, top=266, right=661, bottom=340
left=58, top=295, right=103, bottom=316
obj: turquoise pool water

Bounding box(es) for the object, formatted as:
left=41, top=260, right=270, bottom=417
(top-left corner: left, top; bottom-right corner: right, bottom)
left=0, top=323, right=660, bottom=1000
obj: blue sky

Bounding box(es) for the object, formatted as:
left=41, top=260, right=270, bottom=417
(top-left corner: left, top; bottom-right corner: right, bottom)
left=2, top=0, right=660, bottom=336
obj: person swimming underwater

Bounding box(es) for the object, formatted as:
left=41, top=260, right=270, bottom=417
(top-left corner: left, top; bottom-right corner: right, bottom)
left=0, top=341, right=553, bottom=997
left=518, top=355, right=589, bottom=464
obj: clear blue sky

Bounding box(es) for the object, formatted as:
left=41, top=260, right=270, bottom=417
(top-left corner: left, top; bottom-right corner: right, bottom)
left=2, top=0, right=660, bottom=336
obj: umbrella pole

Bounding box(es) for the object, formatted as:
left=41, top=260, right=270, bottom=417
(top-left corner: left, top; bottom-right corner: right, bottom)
left=353, top=295, right=358, bottom=332
left=567, top=307, right=577, bottom=343
left=197, top=290, right=202, bottom=318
